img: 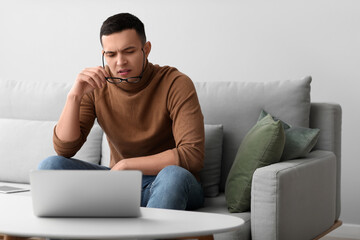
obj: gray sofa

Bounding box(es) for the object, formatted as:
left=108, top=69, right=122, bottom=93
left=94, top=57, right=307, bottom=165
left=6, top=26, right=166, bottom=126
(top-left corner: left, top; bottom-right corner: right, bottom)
left=0, top=76, right=341, bottom=240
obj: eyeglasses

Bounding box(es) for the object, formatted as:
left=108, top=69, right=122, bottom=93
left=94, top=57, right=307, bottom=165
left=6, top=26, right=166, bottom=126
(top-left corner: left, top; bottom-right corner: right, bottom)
left=102, top=48, right=145, bottom=84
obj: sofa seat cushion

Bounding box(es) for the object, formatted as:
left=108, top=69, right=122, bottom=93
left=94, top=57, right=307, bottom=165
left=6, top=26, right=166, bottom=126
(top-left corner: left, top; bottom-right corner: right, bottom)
left=0, top=182, right=30, bottom=192
left=199, top=194, right=251, bottom=240
left=0, top=118, right=103, bottom=183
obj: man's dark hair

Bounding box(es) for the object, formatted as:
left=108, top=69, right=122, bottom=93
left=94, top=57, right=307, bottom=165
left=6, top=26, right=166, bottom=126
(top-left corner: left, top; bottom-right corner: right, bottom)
left=100, top=13, right=146, bottom=46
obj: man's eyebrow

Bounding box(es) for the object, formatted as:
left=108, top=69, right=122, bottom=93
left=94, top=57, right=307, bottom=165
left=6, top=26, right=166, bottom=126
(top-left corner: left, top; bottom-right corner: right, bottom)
left=104, top=46, right=137, bottom=54
left=121, top=46, right=137, bottom=51
left=104, top=50, right=116, bottom=54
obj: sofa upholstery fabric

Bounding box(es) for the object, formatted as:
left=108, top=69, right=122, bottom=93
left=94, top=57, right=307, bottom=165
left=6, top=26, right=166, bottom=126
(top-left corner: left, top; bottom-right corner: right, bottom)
left=251, top=150, right=336, bottom=240
left=200, top=124, right=224, bottom=197
left=194, top=76, right=312, bottom=192
left=0, top=79, right=72, bottom=121
left=0, top=77, right=341, bottom=240
left=310, top=103, right=342, bottom=220
left=199, top=194, right=251, bottom=240
left=0, top=118, right=102, bottom=183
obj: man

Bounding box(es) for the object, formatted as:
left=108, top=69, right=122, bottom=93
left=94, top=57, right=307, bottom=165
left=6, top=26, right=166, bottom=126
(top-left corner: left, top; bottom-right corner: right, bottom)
left=38, top=13, right=205, bottom=210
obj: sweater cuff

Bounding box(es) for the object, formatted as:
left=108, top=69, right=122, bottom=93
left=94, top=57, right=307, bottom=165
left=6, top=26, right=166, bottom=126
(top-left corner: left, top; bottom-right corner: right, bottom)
left=53, top=125, right=83, bottom=157
left=171, top=148, right=181, bottom=166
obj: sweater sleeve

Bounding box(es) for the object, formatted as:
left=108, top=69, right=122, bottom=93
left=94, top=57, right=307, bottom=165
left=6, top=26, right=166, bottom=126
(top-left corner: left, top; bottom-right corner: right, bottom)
left=53, top=93, right=96, bottom=158
left=167, top=75, right=205, bottom=175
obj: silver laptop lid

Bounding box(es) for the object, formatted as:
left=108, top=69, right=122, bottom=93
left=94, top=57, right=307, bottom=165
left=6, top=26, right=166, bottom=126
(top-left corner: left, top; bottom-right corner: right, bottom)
left=30, top=170, right=142, bottom=218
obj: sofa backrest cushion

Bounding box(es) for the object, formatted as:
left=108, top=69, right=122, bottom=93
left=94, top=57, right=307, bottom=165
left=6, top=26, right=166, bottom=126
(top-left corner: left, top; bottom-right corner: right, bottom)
left=200, top=124, right=223, bottom=197
left=0, top=79, right=72, bottom=121
left=0, top=79, right=103, bottom=183
left=194, top=76, right=312, bottom=191
left=0, top=118, right=103, bottom=183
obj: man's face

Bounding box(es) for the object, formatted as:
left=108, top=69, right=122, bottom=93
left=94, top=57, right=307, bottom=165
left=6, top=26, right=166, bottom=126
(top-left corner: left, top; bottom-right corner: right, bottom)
left=102, top=29, right=150, bottom=80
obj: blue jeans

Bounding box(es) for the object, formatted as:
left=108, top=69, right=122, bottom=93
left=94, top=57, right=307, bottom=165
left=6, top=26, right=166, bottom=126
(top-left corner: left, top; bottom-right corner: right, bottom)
left=38, top=156, right=204, bottom=210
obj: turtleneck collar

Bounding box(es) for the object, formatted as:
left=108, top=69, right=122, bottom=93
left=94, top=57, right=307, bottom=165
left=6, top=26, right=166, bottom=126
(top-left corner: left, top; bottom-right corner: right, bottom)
left=107, top=60, right=154, bottom=94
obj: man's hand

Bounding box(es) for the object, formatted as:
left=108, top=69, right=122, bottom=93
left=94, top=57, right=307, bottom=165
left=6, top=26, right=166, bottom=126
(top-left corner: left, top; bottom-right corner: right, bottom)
left=55, top=66, right=108, bottom=142
left=110, top=150, right=178, bottom=175
left=69, top=66, right=109, bottom=98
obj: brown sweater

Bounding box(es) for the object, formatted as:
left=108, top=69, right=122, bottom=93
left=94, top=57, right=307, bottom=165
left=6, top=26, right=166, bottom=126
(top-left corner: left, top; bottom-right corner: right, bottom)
left=53, top=62, right=205, bottom=177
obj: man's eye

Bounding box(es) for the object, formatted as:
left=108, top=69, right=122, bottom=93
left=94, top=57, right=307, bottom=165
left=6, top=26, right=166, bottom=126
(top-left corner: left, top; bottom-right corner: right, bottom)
left=106, top=53, right=115, bottom=57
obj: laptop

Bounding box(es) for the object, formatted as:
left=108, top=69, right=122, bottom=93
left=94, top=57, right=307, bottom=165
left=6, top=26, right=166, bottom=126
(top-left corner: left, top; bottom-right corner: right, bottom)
left=30, top=170, right=142, bottom=218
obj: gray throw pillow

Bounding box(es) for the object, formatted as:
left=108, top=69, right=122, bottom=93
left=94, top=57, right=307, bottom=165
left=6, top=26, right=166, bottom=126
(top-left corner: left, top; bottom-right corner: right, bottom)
left=259, top=110, right=320, bottom=160
left=200, top=124, right=223, bottom=197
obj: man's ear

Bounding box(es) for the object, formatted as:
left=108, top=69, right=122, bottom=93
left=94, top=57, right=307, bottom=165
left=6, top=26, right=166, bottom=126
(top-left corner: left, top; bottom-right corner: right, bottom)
left=144, top=41, right=151, bottom=58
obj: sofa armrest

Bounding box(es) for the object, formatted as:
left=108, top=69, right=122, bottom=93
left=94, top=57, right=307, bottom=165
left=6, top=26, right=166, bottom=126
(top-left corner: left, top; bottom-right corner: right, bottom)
left=251, top=150, right=336, bottom=240
left=310, top=103, right=341, bottom=159
left=310, top=102, right=342, bottom=220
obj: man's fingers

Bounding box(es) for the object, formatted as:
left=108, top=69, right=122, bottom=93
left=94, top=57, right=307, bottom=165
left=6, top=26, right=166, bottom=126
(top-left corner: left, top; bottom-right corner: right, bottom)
left=74, top=66, right=110, bottom=97
left=77, top=72, right=98, bottom=89
left=98, top=66, right=110, bottom=78
left=86, top=66, right=109, bottom=79
left=82, top=68, right=106, bottom=88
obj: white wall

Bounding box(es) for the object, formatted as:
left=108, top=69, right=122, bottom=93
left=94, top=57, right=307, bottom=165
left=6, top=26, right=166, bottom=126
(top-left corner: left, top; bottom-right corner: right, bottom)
left=1, top=0, right=360, bottom=235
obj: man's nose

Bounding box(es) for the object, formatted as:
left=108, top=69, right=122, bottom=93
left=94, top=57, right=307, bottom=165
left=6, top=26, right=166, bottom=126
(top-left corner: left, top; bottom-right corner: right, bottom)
left=116, top=54, right=127, bottom=66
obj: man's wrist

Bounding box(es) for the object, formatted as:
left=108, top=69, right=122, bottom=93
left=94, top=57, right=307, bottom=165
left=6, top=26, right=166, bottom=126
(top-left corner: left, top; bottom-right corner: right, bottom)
left=67, top=91, right=83, bottom=103
left=112, top=160, right=128, bottom=171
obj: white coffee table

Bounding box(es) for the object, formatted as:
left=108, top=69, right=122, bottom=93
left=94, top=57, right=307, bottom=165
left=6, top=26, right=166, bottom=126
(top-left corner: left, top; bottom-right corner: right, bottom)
left=0, top=188, right=244, bottom=239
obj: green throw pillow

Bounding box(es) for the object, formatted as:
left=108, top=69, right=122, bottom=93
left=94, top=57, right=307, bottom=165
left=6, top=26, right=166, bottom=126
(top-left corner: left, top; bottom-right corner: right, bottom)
left=225, top=114, right=285, bottom=213
left=259, top=110, right=320, bottom=160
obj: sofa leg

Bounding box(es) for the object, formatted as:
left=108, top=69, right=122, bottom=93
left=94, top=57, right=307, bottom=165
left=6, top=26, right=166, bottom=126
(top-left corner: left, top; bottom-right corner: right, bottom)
left=313, top=220, right=343, bottom=240
left=3, top=236, right=29, bottom=240
left=2, top=236, right=45, bottom=240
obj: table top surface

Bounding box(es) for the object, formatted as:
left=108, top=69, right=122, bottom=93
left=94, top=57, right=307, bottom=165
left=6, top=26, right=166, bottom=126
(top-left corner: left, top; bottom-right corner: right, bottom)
left=0, top=184, right=244, bottom=239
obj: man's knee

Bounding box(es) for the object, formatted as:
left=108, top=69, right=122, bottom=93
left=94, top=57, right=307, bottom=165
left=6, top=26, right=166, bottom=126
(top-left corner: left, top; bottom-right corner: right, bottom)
left=147, top=165, right=203, bottom=210
left=38, top=155, right=68, bottom=170
left=156, top=165, right=195, bottom=189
